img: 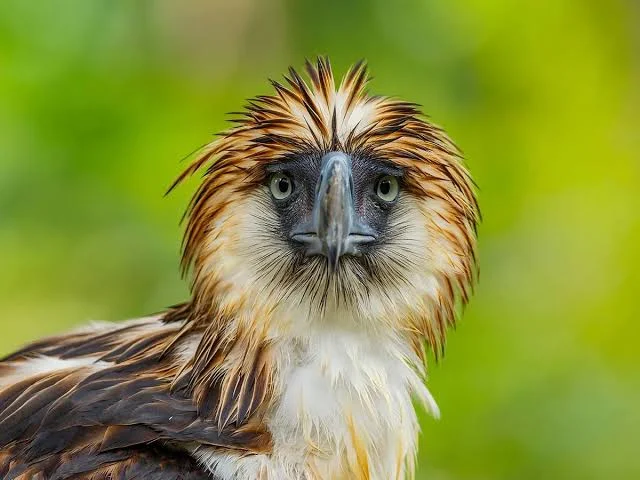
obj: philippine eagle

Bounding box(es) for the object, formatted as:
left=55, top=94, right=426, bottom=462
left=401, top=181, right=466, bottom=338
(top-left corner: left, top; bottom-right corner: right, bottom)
left=0, top=58, right=478, bottom=480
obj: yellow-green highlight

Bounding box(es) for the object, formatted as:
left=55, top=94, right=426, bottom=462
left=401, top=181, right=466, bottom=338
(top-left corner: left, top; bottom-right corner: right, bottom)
left=0, top=1, right=638, bottom=478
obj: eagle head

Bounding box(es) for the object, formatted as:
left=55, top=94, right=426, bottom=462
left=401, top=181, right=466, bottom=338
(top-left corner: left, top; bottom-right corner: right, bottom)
left=172, top=57, right=478, bottom=355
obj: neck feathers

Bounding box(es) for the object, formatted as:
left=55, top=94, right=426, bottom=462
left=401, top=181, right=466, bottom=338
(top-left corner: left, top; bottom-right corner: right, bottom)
left=163, top=301, right=436, bottom=479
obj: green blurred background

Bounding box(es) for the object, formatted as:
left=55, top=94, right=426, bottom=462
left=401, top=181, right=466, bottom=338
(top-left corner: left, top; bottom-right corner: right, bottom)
left=1, top=1, right=638, bottom=478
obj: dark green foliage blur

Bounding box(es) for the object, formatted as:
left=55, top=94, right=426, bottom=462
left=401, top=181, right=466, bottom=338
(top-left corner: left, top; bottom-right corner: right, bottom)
left=1, top=1, right=638, bottom=478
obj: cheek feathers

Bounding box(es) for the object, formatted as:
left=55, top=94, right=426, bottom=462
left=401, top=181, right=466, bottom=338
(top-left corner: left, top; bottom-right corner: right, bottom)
left=193, top=187, right=472, bottom=340
left=193, top=191, right=288, bottom=310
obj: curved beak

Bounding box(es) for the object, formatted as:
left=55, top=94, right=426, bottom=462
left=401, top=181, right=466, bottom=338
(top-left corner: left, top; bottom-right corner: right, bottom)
left=291, top=152, right=375, bottom=271
left=315, top=152, right=353, bottom=270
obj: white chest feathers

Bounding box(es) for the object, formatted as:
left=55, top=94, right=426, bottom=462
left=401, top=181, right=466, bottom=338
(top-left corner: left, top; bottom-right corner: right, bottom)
left=196, top=329, right=437, bottom=480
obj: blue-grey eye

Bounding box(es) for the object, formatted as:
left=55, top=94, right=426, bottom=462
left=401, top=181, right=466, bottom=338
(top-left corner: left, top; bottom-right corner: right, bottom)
left=269, top=173, right=293, bottom=200
left=375, top=175, right=399, bottom=202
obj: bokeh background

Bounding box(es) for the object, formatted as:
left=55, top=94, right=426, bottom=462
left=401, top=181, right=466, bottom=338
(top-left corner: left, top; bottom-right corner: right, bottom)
left=1, top=1, right=638, bottom=478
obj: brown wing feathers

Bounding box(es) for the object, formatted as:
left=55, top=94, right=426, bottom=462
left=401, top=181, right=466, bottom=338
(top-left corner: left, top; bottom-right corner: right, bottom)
left=1, top=446, right=214, bottom=480
left=0, top=317, right=272, bottom=478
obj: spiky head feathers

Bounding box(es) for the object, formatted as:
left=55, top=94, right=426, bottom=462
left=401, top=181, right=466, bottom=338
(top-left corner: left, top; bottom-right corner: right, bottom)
left=171, top=58, right=478, bottom=357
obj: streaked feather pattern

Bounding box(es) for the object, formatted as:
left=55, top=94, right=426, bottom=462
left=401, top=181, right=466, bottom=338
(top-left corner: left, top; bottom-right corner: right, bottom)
left=0, top=317, right=271, bottom=478
left=0, top=58, right=478, bottom=479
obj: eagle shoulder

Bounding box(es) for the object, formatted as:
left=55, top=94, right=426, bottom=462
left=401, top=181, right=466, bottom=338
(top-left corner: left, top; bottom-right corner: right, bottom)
left=0, top=316, right=271, bottom=479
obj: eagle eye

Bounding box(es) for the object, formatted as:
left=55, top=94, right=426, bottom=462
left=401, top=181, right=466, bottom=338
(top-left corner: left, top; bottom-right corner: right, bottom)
left=269, top=172, right=293, bottom=200
left=375, top=175, right=399, bottom=202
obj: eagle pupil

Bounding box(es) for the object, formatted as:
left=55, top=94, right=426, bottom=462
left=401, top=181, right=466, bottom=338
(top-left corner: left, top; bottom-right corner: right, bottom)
left=379, top=180, right=391, bottom=195
left=278, top=178, right=290, bottom=193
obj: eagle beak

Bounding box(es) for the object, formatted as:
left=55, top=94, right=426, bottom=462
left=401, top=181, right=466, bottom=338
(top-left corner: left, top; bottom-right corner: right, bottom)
left=315, top=152, right=353, bottom=270
left=291, top=152, right=375, bottom=272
